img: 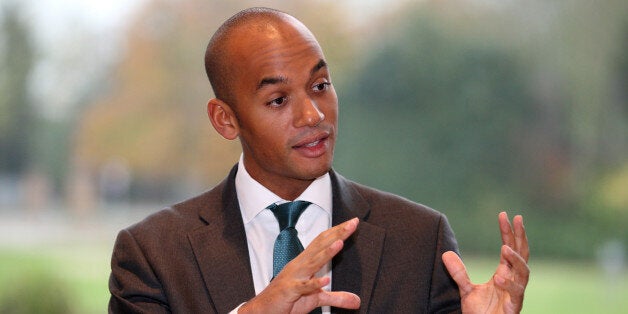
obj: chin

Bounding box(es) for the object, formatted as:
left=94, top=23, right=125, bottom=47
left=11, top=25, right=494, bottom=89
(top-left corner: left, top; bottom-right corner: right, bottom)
left=293, top=152, right=334, bottom=180
left=303, top=163, right=332, bottom=180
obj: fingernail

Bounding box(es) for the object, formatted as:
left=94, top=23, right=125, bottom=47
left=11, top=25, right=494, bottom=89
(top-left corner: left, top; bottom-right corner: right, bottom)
left=345, top=218, right=358, bottom=230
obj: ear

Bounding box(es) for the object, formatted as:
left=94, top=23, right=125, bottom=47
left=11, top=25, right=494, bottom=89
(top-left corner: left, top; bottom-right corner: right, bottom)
left=207, top=98, right=239, bottom=140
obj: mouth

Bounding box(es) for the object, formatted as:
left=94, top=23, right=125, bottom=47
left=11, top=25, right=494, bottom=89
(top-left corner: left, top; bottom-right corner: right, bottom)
left=293, top=132, right=329, bottom=148
left=302, top=139, right=322, bottom=148
left=292, top=132, right=331, bottom=157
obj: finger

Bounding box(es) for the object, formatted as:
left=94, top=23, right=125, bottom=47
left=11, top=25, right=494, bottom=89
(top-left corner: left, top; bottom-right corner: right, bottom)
left=442, top=251, right=473, bottom=296
left=304, top=217, right=359, bottom=267
left=302, top=218, right=359, bottom=257
left=244, top=277, right=329, bottom=313
left=296, top=239, right=345, bottom=277
left=291, top=276, right=331, bottom=295
left=501, top=245, right=530, bottom=286
left=493, top=273, right=526, bottom=310
left=513, top=215, right=529, bottom=262
left=288, top=218, right=359, bottom=277
left=316, top=291, right=361, bottom=309
left=499, top=211, right=515, bottom=249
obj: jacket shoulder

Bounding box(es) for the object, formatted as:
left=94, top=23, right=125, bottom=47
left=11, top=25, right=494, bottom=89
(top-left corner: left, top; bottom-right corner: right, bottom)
left=339, top=175, right=445, bottom=221
left=123, top=181, right=225, bottom=239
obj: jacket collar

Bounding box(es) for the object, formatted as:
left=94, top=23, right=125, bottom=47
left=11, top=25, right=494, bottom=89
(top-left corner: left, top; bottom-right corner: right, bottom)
left=188, top=165, right=256, bottom=313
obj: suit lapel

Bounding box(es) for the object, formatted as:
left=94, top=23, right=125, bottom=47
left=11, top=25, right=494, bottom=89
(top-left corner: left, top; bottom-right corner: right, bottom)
left=188, top=166, right=256, bottom=313
left=330, top=171, right=386, bottom=313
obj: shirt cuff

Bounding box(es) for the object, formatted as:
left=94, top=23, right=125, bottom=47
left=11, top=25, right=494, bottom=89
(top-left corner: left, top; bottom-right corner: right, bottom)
left=229, top=302, right=246, bottom=314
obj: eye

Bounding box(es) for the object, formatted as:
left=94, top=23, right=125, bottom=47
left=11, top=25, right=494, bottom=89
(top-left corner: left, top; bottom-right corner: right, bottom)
left=267, top=96, right=287, bottom=107
left=312, top=82, right=331, bottom=92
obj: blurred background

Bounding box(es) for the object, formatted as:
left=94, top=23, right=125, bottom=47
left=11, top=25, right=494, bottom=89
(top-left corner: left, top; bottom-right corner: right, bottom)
left=0, top=0, right=626, bottom=312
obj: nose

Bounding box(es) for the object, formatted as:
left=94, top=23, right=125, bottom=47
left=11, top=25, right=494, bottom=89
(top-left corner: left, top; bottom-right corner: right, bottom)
left=295, top=96, right=325, bottom=127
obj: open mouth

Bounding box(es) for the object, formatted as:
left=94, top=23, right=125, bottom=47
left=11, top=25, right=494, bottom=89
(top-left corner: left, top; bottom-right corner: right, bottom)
left=303, top=139, right=321, bottom=148
left=293, top=133, right=329, bottom=149
left=292, top=132, right=331, bottom=158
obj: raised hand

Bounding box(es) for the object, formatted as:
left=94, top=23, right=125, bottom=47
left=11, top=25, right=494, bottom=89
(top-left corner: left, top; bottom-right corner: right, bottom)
left=443, top=212, right=530, bottom=313
left=239, top=218, right=361, bottom=314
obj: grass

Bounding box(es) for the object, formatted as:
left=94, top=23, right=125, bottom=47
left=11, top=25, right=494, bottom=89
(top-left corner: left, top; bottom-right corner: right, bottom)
left=0, top=244, right=112, bottom=314
left=464, top=256, right=628, bottom=313
left=1, top=247, right=626, bottom=313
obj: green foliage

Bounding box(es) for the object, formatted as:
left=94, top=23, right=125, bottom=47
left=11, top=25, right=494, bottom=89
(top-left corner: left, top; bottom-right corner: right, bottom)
left=0, top=3, right=37, bottom=175
left=336, top=13, right=532, bottom=225
left=339, top=15, right=531, bottom=204
left=334, top=4, right=628, bottom=258
left=1, top=0, right=623, bottom=261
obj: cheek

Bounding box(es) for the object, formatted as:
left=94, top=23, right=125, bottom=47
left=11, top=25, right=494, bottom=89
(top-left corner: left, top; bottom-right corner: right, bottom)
left=247, top=120, right=288, bottom=151
left=323, top=89, right=339, bottom=113
left=322, top=99, right=339, bottom=124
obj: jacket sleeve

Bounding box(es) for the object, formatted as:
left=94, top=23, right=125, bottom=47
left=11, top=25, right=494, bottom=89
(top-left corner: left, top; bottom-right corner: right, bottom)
left=428, top=214, right=462, bottom=313
left=108, top=229, right=170, bottom=314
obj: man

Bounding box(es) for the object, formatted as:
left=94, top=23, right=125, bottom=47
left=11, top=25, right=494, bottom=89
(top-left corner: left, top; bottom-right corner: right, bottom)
left=109, top=7, right=529, bottom=313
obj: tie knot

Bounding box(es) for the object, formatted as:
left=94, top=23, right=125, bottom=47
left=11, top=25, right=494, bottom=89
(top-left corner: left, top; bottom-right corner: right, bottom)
left=268, top=200, right=311, bottom=230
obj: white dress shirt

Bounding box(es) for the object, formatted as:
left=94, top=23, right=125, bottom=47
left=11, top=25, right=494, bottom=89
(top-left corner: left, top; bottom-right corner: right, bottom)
left=234, top=155, right=333, bottom=312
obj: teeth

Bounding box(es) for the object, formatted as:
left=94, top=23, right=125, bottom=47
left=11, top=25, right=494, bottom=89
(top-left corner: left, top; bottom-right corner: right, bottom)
left=304, top=140, right=320, bottom=147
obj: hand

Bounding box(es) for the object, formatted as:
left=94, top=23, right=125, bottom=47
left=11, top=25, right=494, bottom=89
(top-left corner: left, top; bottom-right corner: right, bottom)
left=443, top=212, right=530, bottom=314
left=239, top=218, right=361, bottom=314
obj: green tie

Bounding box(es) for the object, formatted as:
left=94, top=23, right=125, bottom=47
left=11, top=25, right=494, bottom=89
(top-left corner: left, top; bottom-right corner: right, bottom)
left=268, top=200, right=311, bottom=277
left=268, top=200, right=323, bottom=314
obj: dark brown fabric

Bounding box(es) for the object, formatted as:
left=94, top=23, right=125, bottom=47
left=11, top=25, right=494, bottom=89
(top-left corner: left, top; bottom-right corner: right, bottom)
left=109, top=165, right=461, bottom=313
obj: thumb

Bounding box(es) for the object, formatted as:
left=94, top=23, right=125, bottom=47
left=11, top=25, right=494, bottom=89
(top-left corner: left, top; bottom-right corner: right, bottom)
left=442, top=251, right=472, bottom=295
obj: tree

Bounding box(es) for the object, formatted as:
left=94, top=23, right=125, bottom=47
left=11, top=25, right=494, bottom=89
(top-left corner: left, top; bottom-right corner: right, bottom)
left=72, top=0, right=353, bottom=200
left=334, top=0, right=628, bottom=258
left=0, top=3, right=37, bottom=175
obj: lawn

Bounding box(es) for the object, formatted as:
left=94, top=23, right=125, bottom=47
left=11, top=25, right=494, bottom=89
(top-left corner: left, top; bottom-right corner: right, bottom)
left=464, top=256, right=627, bottom=313
left=1, top=247, right=626, bottom=313
left=0, top=244, right=112, bottom=314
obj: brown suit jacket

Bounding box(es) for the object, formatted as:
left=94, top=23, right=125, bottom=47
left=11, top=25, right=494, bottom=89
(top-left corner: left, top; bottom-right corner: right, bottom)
left=109, top=166, right=461, bottom=313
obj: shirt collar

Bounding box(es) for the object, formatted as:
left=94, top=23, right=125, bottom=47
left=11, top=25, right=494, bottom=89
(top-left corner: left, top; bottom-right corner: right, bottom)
left=235, top=154, right=332, bottom=224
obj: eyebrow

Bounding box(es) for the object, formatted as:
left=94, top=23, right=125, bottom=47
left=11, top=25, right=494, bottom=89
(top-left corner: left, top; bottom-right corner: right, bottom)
left=311, top=59, right=327, bottom=76
left=257, top=76, right=288, bottom=90
left=255, top=59, right=328, bottom=91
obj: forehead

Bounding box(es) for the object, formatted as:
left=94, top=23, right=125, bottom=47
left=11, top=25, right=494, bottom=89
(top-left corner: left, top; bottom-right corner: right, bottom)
left=227, top=19, right=326, bottom=89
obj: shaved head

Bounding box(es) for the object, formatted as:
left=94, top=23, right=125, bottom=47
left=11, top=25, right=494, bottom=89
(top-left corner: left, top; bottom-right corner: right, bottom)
left=204, top=7, right=312, bottom=107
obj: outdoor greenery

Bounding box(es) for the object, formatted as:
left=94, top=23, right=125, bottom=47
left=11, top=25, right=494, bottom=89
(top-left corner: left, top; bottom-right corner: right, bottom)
left=0, top=0, right=626, bottom=312
left=2, top=0, right=624, bottom=259
left=1, top=247, right=626, bottom=313
left=334, top=1, right=627, bottom=259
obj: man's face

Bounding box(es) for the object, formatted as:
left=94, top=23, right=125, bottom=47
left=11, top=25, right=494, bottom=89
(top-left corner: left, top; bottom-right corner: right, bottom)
left=227, top=19, right=338, bottom=196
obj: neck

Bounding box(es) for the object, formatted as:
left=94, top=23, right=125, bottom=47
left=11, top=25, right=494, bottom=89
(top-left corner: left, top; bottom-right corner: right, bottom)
left=258, top=176, right=314, bottom=201
left=239, top=156, right=323, bottom=201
